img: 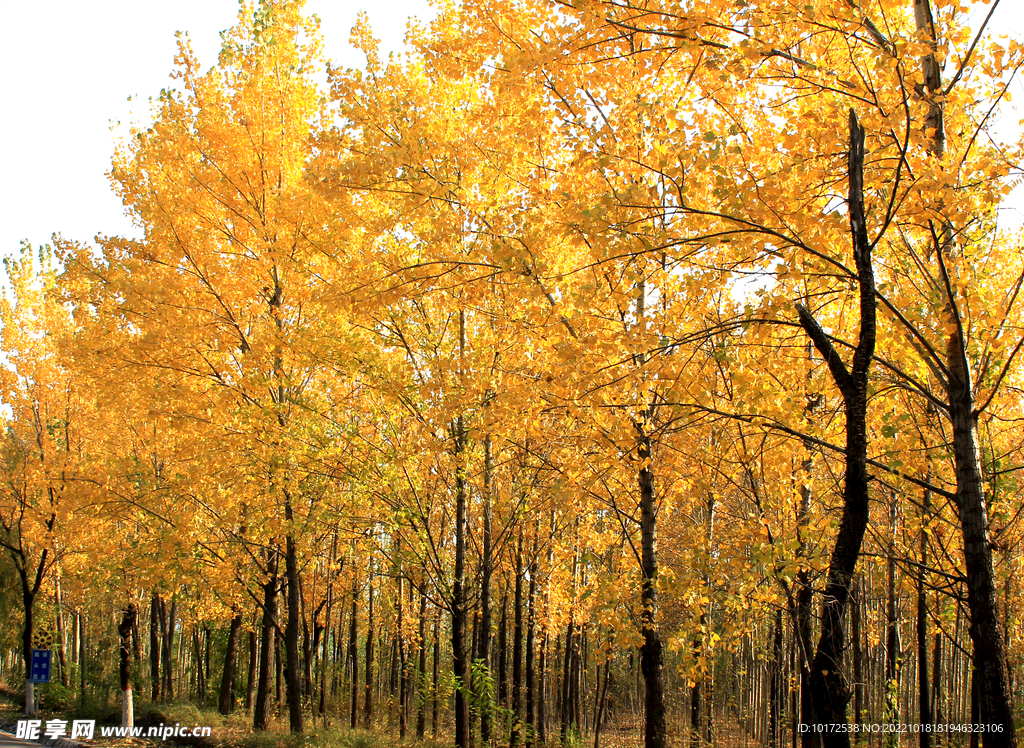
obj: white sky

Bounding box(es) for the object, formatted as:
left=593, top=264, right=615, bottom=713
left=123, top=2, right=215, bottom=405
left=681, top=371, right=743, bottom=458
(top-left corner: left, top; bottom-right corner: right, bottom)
left=0, top=0, right=437, bottom=259
left=0, top=0, right=1021, bottom=260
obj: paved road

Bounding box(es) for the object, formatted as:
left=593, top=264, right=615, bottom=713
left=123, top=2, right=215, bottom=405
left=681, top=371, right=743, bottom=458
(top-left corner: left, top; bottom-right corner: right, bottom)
left=0, top=730, right=41, bottom=748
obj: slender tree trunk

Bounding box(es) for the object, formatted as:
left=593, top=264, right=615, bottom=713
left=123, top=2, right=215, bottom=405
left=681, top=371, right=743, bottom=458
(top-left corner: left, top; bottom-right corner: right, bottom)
left=885, top=496, right=900, bottom=743
left=594, top=653, right=611, bottom=748
left=72, top=609, right=80, bottom=667
left=932, top=626, right=943, bottom=747
left=78, top=613, right=86, bottom=706
left=365, top=572, right=375, bottom=729
left=417, top=586, right=428, bottom=739
left=398, top=553, right=408, bottom=739
left=919, top=484, right=932, bottom=748
left=150, top=594, right=161, bottom=702
left=481, top=434, right=495, bottom=745
left=452, top=385, right=471, bottom=745
left=913, top=1, right=1017, bottom=742
left=525, top=539, right=538, bottom=747
left=284, top=528, right=304, bottom=731
left=796, top=111, right=877, bottom=748
left=538, top=628, right=548, bottom=746
left=638, top=423, right=666, bottom=748
left=54, top=558, right=68, bottom=687
left=162, top=598, right=176, bottom=701
left=246, top=628, right=257, bottom=712
left=852, top=578, right=863, bottom=741
left=220, top=613, right=243, bottom=714
left=13, top=537, right=48, bottom=716
left=499, top=591, right=509, bottom=709
left=691, top=637, right=702, bottom=748
left=317, top=575, right=332, bottom=717
left=433, top=604, right=441, bottom=738
left=254, top=551, right=279, bottom=731
left=512, top=528, right=525, bottom=748
left=350, top=576, right=359, bottom=729
left=119, top=603, right=138, bottom=729
left=771, top=608, right=783, bottom=748
left=275, top=624, right=283, bottom=708
left=561, top=620, right=577, bottom=745
left=193, top=627, right=207, bottom=703
left=301, top=578, right=312, bottom=708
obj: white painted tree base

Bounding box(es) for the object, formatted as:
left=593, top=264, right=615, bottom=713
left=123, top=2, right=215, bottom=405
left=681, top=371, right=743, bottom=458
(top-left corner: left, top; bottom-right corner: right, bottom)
left=122, top=687, right=134, bottom=728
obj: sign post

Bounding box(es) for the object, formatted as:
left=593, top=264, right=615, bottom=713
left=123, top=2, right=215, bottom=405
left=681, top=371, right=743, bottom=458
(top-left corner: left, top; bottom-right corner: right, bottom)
left=30, top=649, right=52, bottom=683
left=26, top=629, right=53, bottom=716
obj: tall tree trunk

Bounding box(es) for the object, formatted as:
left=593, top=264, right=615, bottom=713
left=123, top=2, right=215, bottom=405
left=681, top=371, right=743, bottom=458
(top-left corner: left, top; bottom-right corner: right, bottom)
left=538, top=626, right=548, bottom=745
left=919, top=484, right=932, bottom=748
left=275, top=624, right=283, bottom=708
left=852, top=578, right=863, bottom=740
left=317, top=576, right=332, bottom=717
left=932, top=625, right=943, bottom=746
left=284, top=528, right=304, bottom=731
left=885, top=495, right=900, bottom=742
left=150, top=594, right=161, bottom=702
left=452, top=313, right=471, bottom=748
left=771, top=608, right=783, bottom=748
left=690, top=637, right=702, bottom=748
left=350, top=576, right=359, bottom=729
left=193, top=627, right=207, bottom=703
left=397, top=549, right=408, bottom=739
left=796, top=111, right=877, bottom=748
left=254, top=551, right=279, bottom=731
left=119, top=603, right=138, bottom=729
left=913, top=1, right=1017, bottom=743
left=417, top=586, right=428, bottom=739
left=638, top=423, right=666, bottom=748
left=13, top=527, right=49, bottom=716
left=301, top=578, right=312, bottom=708
left=246, top=627, right=257, bottom=712
left=594, top=653, right=611, bottom=748
left=78, top=613, right=86, bottom=705
left=525, top=537, right=538, bottom=747
left=512, top=527, right=525, bottom=748
left=162, top=598, right=177, bottom=701
left=220, top=613, right=243, bottom=714
left=499, top=590, right=509, bottom=709
left=364, top=572, right=374, bottom=729
left=433, top=604, right=441, bottom=738
left=797, top=517, right=817, bottom=748
left=481, top=433, right=495, bottom=745
left=54, top=555, right=68, bottom=687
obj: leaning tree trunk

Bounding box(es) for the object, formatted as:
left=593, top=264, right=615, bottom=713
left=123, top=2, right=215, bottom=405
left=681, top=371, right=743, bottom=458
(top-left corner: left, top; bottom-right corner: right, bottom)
left=796, top=110, right=876, bottom=748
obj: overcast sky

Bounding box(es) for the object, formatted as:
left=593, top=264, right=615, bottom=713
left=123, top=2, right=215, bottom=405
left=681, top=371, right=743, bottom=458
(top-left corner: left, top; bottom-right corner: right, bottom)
left=1, top=0, right=1021, bottom=261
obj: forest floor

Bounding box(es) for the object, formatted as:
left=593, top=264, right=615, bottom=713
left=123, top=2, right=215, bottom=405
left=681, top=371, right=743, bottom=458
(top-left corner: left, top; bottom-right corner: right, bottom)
left=0, top=685, right=659, bottom=748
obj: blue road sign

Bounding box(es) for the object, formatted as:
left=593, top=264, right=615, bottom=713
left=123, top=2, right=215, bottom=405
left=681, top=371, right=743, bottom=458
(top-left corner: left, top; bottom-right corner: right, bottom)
left=29, top=649, right=50, bottom=683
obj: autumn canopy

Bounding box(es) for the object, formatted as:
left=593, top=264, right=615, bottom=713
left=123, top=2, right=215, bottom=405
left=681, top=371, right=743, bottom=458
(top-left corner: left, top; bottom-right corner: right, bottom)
left=2, top=0, right=1023, bottom=747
